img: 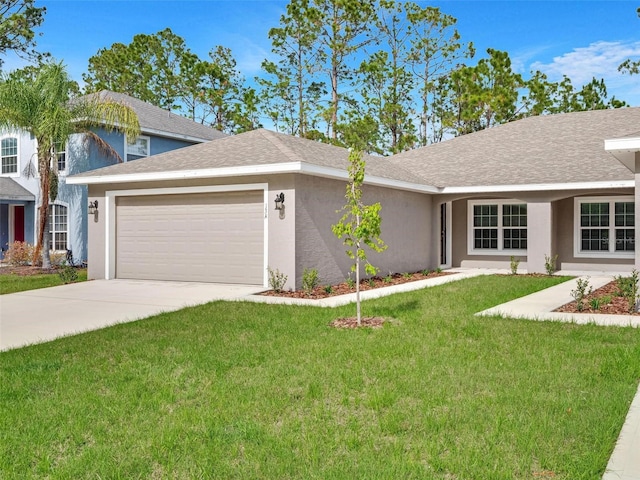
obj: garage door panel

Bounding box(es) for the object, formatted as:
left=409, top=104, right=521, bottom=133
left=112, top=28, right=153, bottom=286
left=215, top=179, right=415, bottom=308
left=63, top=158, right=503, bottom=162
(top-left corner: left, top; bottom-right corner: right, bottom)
left=116, top=192, right=264, bottom=284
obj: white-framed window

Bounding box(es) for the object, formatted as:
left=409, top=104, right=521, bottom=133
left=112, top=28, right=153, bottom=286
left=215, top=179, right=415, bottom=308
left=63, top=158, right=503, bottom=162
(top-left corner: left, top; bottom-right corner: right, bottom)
left=126, top=135, right=150, bottom=161
left=1, top=137, right=18, bottom=174
left=574, top=196, right=634, bottom=258
left=48, top=204, right=68, bottom=251
left=54, top=142, right=67, bottom=173
left=467, top=199, right=527, bottom=255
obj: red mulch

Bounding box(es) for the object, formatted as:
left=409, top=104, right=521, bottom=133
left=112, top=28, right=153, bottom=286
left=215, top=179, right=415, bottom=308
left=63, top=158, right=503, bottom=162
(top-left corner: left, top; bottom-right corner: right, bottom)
left=261, top=270, right=451, bottom=300
left=554, top=280, right=640, bottom=316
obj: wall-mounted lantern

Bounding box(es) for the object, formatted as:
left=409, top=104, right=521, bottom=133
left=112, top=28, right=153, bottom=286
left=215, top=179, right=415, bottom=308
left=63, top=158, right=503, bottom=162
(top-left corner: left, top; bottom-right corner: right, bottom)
left=274, top=192, right=285, bottom=210
left=88, top=200, right=98, bottom=222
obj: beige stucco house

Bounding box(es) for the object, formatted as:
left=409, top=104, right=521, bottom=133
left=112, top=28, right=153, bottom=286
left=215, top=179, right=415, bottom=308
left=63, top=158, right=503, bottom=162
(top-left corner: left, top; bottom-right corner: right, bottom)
left=67, top=107, right=640, bottom=289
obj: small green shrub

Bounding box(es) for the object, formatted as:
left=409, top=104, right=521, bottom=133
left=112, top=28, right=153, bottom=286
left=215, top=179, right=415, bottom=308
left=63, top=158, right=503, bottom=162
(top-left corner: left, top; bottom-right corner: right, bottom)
left=544, top=254, right=558, bottom=276
left=510, top=256, right=520, bottom=275
left=58, top=264, right=79, bottom=284
left=421, top=269, right=431, bottom=276
left=402, top=272, right=411, bottom=279
left=323, top=285, right=333, bottom=294
left=302, top=268, right=319, bottom=296
left=345, top=275, right=355, bottom=290
left=4, top=241, right=34, bottom=266
left=267, top=267, right=288, bottom=293
left=435, top=267, right=442, bottom=274
left=590, top=295, right=612, bottom=311
left=368, top=278, right=376, bottom=287
left=615, top=270, right=639, bottom=313
left=383, top=273, right=393, bottom=283
left=571, top=277, right=592, bottom=312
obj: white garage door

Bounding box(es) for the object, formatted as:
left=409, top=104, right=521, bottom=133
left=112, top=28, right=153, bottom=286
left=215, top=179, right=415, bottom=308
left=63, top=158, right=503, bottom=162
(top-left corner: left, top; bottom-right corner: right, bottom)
left=116, top=191, right=264, bottom=284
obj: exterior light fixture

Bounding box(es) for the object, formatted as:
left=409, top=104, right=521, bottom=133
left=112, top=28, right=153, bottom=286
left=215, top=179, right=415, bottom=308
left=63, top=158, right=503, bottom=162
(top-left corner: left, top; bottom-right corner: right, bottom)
left=274, top=192, right=285, bottom=211
left=88, top=200, right=98, bottom=222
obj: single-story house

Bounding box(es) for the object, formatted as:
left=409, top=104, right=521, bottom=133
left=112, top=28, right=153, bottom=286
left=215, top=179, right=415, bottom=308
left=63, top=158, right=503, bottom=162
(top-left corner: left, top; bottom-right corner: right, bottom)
left=67, top=107, right=640, bottom=290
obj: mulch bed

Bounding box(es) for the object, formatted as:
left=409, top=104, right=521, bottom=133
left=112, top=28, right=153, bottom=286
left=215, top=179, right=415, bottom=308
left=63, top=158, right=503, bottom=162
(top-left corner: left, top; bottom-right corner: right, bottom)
left=261, top=270, right=451, bottom=300
left=0, top=265, right=59, bottom=276
left=330, top=316, right=386, bottom=329
left=554, top=280, right=640, bottom=316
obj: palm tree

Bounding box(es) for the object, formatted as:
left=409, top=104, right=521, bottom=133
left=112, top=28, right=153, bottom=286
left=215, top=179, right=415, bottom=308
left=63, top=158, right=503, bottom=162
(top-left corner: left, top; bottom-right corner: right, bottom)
left=0, top=62, right=140, bottom=268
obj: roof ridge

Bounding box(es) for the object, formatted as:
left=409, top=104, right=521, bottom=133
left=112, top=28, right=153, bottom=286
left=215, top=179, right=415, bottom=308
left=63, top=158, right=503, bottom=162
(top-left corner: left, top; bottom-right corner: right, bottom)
left=257, top=129, right=303, bottom=163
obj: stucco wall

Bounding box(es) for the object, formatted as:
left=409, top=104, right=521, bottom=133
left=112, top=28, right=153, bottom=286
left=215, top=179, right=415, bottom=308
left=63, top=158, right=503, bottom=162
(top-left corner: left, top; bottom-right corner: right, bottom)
left=295, top=175, right=433, bottom=287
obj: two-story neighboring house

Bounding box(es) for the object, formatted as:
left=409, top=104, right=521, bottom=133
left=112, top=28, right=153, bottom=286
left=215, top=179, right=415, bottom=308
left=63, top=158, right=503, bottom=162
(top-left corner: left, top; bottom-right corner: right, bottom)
left=0, top=91, right=226, bottom=262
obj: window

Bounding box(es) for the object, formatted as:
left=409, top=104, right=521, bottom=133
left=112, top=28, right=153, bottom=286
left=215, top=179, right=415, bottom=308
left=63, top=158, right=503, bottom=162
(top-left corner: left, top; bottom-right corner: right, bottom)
left=54, top=142, right=66, bottom=172
left=468, top=200, right=527, bottom=254
left=575, top=196, right=634, bottom=257
left=49, top=204, right=68, bottom=251
left=126, top=136, right=150, bottom=161
left=1, top=137, right=18, bottom=174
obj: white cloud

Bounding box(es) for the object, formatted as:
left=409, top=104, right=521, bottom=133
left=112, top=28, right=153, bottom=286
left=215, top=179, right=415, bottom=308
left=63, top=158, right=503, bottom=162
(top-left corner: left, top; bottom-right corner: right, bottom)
left=530, top=40, right=640, bottom=106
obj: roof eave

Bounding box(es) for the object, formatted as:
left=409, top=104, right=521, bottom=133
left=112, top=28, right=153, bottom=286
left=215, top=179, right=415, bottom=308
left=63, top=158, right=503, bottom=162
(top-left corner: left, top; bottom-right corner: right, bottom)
left=66, top=161, right=441, bottom=193
left=442, top=180, right=634, bottom=194
left=605, top=137, right=640, bottom=173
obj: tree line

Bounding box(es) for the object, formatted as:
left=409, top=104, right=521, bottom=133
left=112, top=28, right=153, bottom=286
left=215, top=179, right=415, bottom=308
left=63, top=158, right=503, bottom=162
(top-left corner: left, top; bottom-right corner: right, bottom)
left=1, top=0, right=637, bottom=155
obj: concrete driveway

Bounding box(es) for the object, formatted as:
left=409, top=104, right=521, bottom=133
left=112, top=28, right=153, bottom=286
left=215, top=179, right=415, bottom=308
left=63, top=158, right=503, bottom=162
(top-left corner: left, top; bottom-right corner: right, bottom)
left=0, top=279, right=265, bottom=351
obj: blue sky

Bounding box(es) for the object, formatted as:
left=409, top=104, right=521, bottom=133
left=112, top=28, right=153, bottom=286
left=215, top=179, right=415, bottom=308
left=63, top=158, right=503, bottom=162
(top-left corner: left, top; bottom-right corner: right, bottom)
left=5, top=0, right=640, bottom=105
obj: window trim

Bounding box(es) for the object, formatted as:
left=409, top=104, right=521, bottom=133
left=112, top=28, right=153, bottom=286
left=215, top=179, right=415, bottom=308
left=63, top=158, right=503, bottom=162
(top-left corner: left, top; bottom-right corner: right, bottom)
left=48, top=202, right=69, bottom=252
left=1, top=135, right=19, bottom=177
left=467, top=199, right=528, bottom=256
left=573, top=196, right=635, bottom=259
left=125, top=135, right=150, bottom=162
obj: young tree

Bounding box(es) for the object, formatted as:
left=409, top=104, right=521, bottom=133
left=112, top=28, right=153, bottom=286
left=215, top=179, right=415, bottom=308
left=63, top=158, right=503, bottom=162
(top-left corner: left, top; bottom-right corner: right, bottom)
left=618, top=7, right=640, bottom=75
left=0, top=62, right=140, bottom=268
left=332, top=149, right=386, bottom=326
left=0, top=0, right=47, bottom=68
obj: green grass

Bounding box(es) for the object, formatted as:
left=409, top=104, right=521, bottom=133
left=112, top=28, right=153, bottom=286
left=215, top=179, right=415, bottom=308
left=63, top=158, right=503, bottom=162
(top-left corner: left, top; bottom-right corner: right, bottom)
left=1, top=275, right=639, bottom=479
left=0, top=269, right=87, bottom=294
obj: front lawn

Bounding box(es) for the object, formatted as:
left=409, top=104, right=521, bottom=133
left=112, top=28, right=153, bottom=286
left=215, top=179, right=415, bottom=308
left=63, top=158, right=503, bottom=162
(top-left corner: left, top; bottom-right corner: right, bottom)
left=1, top=275, right=639, bottom=479
left=0, top=267, right=87, bottom=294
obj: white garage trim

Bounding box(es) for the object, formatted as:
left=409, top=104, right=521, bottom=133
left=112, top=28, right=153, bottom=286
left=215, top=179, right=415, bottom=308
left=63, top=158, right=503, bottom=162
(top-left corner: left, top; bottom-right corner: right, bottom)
left=104, top=183, right=269, bottom=286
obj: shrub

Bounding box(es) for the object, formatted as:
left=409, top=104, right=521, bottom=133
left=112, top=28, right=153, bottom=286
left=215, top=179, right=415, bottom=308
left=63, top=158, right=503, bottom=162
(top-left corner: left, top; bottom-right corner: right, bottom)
left=4, top=241, right=34, bottom=266
left=570, top=277, right=592, bottom=312
left=402, top=272, right=411, bottom=279
left=368, top=278, right=376, bottom=287
left=510, top=256, right=520, bottom=275
left=58, top=264, right=79, bottom=284
left=50, top=251, right=66, bottom=266
left=421, top=269, right=431, bottom=276
left=383, top=273, right=393, bottom=283
left=323, top=285, right=333, bottom=294
left=302, top=268, right=319, bottom=296
left=615, top=270, right=639, bottom=313
left=267, top=267, right=288, bottom=293
left=544, top=254, right=558, bottom=276
left=345, top=275, right=355, bottom=290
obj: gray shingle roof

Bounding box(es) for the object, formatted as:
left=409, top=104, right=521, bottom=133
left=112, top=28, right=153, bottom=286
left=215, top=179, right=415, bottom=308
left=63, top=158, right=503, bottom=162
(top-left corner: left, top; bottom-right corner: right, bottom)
left=389, top=107, right=640, bottom=188
left=71, top=128, right=422, bottom=185
left=70, top=107, right=640, bottom=190
left=0, top=178, right=35, bottom=201
left=80, top=91, right=227, bottom=142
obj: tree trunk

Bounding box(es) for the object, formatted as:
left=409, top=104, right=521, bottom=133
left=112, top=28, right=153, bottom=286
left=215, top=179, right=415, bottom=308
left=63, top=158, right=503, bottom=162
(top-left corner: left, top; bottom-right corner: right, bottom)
left=34, top=152, right=52, bottom=269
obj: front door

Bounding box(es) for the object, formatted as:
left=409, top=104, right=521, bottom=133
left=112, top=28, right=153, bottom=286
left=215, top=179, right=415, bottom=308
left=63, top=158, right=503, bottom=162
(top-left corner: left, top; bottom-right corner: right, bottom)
left=13, top=205, right=24, bottom=242
left=439, top=202, right=452, bottom=268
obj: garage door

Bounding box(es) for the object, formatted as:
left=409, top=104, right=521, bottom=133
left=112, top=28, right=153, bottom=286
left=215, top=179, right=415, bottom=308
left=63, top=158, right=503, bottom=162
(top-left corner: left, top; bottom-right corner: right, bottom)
left=116, top=191, right=264, bottom=284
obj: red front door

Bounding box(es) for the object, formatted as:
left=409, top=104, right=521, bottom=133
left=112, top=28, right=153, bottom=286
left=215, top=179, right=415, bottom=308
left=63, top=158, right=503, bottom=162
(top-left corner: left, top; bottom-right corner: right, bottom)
left=14, top=206, right=24, bottom=242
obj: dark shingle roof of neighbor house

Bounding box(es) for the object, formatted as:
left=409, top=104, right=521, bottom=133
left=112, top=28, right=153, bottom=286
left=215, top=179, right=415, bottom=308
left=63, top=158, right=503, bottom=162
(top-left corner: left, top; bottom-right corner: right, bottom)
left=388, top=107, right=639, bottom=188
left=80, top=91, right=227, bottom=142
left=70, top=128, right=423, bottom=185
left=71, top=106, right=640, bottom=190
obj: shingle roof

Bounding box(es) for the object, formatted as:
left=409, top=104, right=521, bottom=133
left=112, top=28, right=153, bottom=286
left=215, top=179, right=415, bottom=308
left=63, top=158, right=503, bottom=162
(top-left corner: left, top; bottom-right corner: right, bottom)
left=70, top=107, right=640, bottom=190
left=0, top=178, right=35, bottom=201
left=389, top=107, right=640, bottom=188
left=79, top=91, right=227, bottom=142
left=71, top=128, right=422, bottom=185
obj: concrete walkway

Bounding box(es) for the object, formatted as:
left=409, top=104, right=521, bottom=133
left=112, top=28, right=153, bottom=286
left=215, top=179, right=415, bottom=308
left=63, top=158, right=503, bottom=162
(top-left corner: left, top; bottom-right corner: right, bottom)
left=0, top=279, right=264, bottom=351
